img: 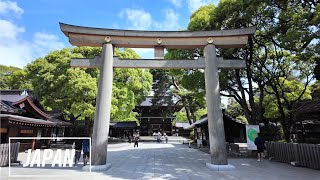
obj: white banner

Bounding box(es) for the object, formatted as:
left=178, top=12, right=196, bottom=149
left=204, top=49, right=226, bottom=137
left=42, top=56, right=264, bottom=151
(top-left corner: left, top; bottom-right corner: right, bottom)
left=246, top=125, right=260, bottom=150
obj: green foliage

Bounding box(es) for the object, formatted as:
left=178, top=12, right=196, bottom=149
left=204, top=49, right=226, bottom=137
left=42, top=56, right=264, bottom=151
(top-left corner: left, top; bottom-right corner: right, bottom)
left=188, top=4, right=215, bottom=31
left=26, top=47, right=152, bottom=122
left=263, top=77, right=312, bottom=119
left=236, top=115, right=248, bottom=124
left=180, top=0, right=319, bottom=141
left=0, top=65, right=32, bottom=90
left=174, top=108, right=207, bottom=123
left=226, top=98, right=244, bottom=117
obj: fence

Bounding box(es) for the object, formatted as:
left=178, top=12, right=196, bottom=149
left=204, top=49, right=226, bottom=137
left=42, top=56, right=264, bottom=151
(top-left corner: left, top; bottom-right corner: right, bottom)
left=0, top=142, right=20, bottom=166
left=265, top=141, right=320, bottom=170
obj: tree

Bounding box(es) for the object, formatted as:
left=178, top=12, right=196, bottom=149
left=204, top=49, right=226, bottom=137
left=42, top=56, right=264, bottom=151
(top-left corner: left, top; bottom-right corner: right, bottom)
left=165, top=1, right=319, bottom=141
left=213, top=0, right=318, bottom=141
left=264, top=77, right=312, bottom=138
left=174, top=108, right=207, bottom=122
left=226, top=98, right=244, bottom=116
left=0, top=65, right=32, bottom=90
left=26, top=47, right=152, bottom=124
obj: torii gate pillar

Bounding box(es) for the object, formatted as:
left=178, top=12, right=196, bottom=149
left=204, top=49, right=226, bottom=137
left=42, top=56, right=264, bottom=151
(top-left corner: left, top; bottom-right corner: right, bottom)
left=204, top=44, right=232, bottom=170
left=91, top=43, right=113, bottom=167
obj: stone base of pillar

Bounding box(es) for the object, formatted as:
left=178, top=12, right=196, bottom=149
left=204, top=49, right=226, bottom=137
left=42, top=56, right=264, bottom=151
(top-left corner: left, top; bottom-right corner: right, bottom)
left=206, top=163, right=235, bottom=171
left=82, top=163, right=112, bottom=171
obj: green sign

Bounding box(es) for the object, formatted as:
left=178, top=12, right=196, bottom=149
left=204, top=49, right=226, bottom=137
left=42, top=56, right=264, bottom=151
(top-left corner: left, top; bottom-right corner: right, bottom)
left=247, top=128, right=258, bottom=142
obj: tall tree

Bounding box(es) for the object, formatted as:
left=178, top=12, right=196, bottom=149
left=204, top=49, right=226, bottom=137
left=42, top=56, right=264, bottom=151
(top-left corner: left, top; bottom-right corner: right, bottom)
left=26, top=47, right=152, bottom=123
left=0, top=65, right=32, bottom=90
left=212, top=0, right=318, bottom=140
left=166, top=1, right=319, bottom=141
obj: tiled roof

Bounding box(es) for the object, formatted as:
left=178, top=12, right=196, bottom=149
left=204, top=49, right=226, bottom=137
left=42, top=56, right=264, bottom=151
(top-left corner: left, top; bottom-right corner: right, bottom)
left=110, top=121, right=137, bottom=128
left=0, top=114, right=56, bottom=126
left=0, top=100, right=25, bottom=114
left=184, top=112, right=245, bottom=130
left=1, top=114, right=71, bottom=127
left=47, top=118, right=72, bottom=127
left=0, top=94, right=28, bottom=102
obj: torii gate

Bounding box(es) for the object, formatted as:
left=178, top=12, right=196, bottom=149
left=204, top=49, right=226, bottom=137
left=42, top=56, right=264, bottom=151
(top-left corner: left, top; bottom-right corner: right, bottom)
left=60, top=23, right=255, bottom=171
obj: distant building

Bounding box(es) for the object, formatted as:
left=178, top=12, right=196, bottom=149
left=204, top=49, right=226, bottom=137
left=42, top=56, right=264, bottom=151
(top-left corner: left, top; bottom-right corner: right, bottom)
left=292, top=100, right=320, bottom=143
left=0, top=90, right=71, bottom=151
left=173, top=122, right=192, bottom=137
left=109, top=121, right=138, bottom=138
left=134, top=96, right=182, bottom=136
left=184, top=110, right=246, bottom=146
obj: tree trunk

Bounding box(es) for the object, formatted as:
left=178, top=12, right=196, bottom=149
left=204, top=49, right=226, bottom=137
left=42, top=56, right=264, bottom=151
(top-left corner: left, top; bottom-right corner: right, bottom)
left=272, top=85, right=290, bottom=141
left=84, top=117, right=91, bottom=136
left=235, top=70, right=252, bottom=123
left=183, top=101, right=193, bottom=125
left=246, top=37, right=257, bottom=123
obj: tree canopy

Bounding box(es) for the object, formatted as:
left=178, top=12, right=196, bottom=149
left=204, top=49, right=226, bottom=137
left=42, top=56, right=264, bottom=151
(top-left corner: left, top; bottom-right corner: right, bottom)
left=25, top=47, right=152, bottom=122
left=165, top=0, right=319, bottom=141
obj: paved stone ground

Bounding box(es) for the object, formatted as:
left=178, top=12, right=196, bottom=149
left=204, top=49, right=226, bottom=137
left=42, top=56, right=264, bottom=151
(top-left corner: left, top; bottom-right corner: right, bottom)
left=1, top=142, right=319, bottom=180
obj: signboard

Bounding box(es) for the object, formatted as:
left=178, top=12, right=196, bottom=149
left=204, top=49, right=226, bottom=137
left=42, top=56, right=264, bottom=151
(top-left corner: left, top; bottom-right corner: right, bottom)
left=246, top=125, right=260, bottom=150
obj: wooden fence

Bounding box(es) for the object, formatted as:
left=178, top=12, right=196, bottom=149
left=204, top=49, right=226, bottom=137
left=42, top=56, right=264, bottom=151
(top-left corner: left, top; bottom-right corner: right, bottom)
left=0, top=142, right=20, bottom=166
left=265, top=142, right=320, bottom=170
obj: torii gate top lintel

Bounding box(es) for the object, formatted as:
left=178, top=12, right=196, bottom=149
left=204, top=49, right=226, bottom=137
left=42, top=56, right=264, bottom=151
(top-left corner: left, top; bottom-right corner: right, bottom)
left=59, top=22, right=255, bottom=48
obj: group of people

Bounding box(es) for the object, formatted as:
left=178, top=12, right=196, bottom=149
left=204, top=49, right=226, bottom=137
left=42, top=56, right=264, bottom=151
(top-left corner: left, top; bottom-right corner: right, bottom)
left=153, top=131, right=168, bottom=143
left=74, top=139, right=90, bottom=166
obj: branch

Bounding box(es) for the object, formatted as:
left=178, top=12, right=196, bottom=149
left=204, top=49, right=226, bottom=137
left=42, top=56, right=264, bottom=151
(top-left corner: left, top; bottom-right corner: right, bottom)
left=291, top=76, right=313, bottom=104
left=220, top=93, right=240, bottom=103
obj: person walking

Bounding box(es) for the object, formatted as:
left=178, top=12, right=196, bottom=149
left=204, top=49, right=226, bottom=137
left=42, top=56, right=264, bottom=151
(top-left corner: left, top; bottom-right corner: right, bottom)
left=157, top=131, right=162, bottom=143
left=74, top=139, right=82, bottom=166
left=164, top=133, right=168, bottom=143
left=82, top=138, right=90, bottom=166
left=134, top=133, right=140, bottom=148
left=254, top=132, right=266, bottom=161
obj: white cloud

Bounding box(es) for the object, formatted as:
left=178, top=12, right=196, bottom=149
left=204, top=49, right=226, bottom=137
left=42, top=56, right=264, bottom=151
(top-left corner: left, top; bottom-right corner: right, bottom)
left=119, top=8, right=180, bottom=31
left=0, top=2, right=65, bottom=68
left=0, top=19, right=24, bottom=40
left=168, top=0, right=182, bottom=8
left=32, top=32, right=65, bottom=56
left=119, top=8, right=180, bottom=59
left=187, top=0, right=218, bottom=13
left=119, top=8, right=152, bottom=30
left=0, top=19, right=32, bottom=68
left=162, top=9, right=179, bottom=30
left=0, top=0, right=23, bottom=16
left=0, top=26, right=65, bottom=68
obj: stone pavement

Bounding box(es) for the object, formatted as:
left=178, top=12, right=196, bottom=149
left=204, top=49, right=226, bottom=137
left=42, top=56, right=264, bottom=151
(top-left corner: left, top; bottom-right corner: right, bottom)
left=1, top=142, right=319, bottom=180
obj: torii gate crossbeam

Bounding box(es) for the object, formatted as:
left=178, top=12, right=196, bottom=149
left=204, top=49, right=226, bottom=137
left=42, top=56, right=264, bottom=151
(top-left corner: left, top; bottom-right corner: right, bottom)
left=60, top=23, right=255, bottom=171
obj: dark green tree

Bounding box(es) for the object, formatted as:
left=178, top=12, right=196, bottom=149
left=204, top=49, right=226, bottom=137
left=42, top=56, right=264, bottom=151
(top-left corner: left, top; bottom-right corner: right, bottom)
left=26, top=47, right=152, bottom=123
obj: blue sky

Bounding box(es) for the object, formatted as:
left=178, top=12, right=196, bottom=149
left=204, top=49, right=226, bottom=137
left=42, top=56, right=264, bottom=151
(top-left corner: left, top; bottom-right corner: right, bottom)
left=0, top=0, right=219, bottom=68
